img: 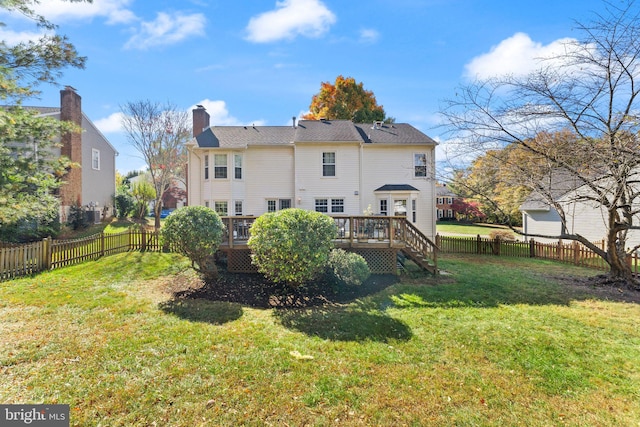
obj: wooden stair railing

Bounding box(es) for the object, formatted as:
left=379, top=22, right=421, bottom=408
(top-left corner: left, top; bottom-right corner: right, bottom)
left=396, top=219, right=438, bottom=274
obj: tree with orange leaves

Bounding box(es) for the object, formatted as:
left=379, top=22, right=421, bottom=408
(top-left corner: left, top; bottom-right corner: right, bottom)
left=303, top=75, right=392, bottom=123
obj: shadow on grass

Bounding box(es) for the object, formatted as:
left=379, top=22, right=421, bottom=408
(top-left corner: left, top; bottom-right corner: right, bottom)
left=274, top=307, right=412, bottom=342
left=159, top=298, right=243, bottom=324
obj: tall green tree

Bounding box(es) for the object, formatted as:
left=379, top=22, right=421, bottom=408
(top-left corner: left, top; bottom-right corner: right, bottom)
left=0, top=0, right=89, bottom=241
left=303, top=75, right=393, bottom=123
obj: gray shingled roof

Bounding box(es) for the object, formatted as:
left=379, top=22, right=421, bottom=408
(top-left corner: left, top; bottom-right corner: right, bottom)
left=375, top=184, right=420, bottom=191
left=294, top=120, right=364, bottom=142
left=354, top=123, right=437, bottom=145
left=193, top=120, right=437, bottom=148
left=436, top=185, right=457, bottom=197
left=519, top=169, right=587, bottom=211
left=196, top=126, right=295, bottom=148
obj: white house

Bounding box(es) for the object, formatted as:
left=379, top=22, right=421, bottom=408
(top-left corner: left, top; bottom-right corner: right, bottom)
left=520, top=173, right=640, bottom=248
left=186, top=106, right=438, bottom=240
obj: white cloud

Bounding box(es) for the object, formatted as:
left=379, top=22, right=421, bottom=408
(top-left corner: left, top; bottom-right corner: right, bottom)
left=33, top=0, right=136, bottom=25
left=245, top=0, right=336, bottom=43
left=190, top=100, right=266, bottom=127
left=0, top=28, right=46, bottom=44
left=464, top=32, right=577, bottom=80
left=94, top=112, right=125, bottom=133
left=359, top=28, right=380, bottom=44
left=124, top=12, right=206, bottom=50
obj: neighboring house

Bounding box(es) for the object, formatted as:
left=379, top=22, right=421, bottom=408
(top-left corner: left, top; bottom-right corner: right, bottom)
left=186, top=106, right=438, bottom=240
left=519, top=171, right=640, bottom=247
left=27, top=87, right=118, bottom=221
left=436, top=184, right=458, bottom=220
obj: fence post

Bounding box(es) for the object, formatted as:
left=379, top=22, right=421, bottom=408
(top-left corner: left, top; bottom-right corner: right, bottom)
left=100, top=232, right=105, bottom=257
left=435, top=233, right=440, bottom=248
left=572, top=241, right=579, bottom=266
left=529, top=238, right=535, bottom=258
left=44, top=237, right=52, bottom=270
left=477, top=234, right=481, bottom=254
left=141, top=228, right=147, bottom=252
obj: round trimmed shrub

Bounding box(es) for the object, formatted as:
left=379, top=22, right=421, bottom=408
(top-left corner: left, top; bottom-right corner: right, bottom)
left=326, top=248, right=370, bottom=288
left=248, top=208, right=337, bottom=288
left=161, top=206, right=226, bottom=282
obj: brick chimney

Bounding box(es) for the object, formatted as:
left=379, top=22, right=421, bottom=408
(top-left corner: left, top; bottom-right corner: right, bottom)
left=59, top=86, right=83, bottom=208
left=192, top=105, right=210, bottom=137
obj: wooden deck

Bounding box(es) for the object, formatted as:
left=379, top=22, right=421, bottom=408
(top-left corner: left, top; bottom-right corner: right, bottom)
left=218, top=215, right=438, bottom=274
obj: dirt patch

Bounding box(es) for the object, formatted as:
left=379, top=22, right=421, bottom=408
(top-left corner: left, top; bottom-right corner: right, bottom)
left=160, top=268, right=399, bottom=309
left=550, top=274, right=640, bottom=304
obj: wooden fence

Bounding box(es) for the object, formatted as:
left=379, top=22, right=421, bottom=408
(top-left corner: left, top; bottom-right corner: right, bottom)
left=1, top=229, right=162, bottom=281
left=435, top=234, right=636, bottom=272
left=3, top=229, right=638, bottom=281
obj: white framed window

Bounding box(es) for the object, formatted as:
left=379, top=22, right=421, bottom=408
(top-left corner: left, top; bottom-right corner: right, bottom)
left=447, top=209, right=453, bottom=218
left=322, top=152, right=336, bottom=177
left=204, top=155, right=209, bottom=180
left=437, top=209, right=443, bottom=219
left=235, top=200, right=243, bottom=216
left=214, top=201, right=228, bottom=216
left=379, top=199, right=388, bottom=215
left=315, top=199, right=328, bottom=213
left=414, top=153, right=427, bottom=177
left=92, top=148, right=100, bottom=170
left=214, top=154, right=227, bottom=179
left=234, top=154, right=242, bottom=180
left=447, top=197, right=453, bottom=205
left=436, top=197, right=443, bottom=205
left=267, top=200, right=277, bottom=212
left=279, top=199, right=291, bottom=210
left=205, top=201, right=210, bottom=208
left=412, top=199, right=417, bottom=223
left=394, top=199, right=407, bottom=216
left=331, top=198, right=344, bottom=213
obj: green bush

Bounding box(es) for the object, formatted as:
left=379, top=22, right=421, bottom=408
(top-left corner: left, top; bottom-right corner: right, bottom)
left=326, top=249, right=370, bottom=288
left=161, top=206, right=226, bottom=282
left=67, top=202, right=88, bottom=230
left=248, top=209, right=337, bottom=288
left=114, top=192, right=134, bottom=219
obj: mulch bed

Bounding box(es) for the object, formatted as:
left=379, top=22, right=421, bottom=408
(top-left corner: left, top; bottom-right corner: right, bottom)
left=170, top=269, right=399, bottom=309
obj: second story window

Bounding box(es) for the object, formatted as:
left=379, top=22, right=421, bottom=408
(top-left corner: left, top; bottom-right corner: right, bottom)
left=92, top=149, right=100, bottom=170
left=234, top=154, right=242, bottom=179
left=414, top=153, right=427, bottom=177
left=267, top=200, right=277, bottom=212
left=322, top=152, right=336, bottom=177
left=204, top=154, right=209, bottom=180
left=214, top=154, right=227, bottom=179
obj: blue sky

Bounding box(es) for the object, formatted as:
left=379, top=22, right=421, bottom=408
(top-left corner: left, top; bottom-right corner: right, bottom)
left=2, top=0, right=608, bottom=173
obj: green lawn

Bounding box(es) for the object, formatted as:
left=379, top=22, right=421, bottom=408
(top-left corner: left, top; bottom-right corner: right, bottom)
left=1, top=253, right=639, bottom=426
left=437, top=222, right=517, bottom=236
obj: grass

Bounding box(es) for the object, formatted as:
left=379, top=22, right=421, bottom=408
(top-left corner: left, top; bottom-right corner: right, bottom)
left=436, top=222, right=517, bottom=236
left=1, top=253, right=639, bottom=426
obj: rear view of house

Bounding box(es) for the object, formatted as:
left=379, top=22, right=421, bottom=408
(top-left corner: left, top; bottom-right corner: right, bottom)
left=186, top=107, right=438, bottom=240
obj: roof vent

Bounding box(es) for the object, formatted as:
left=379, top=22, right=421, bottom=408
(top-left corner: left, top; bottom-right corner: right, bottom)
left=372, top=120, right=383, bottom=130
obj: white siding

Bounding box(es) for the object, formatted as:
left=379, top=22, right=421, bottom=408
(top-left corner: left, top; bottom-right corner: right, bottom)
left=80, top=116, right=116, bottom=210
left=361, top=146, right=436, bottom=240
left=294, top=143, right=361, bottom=214
left=522, top=209, right=563, bottom=243
left=244, top=146, right=294, bottom=215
